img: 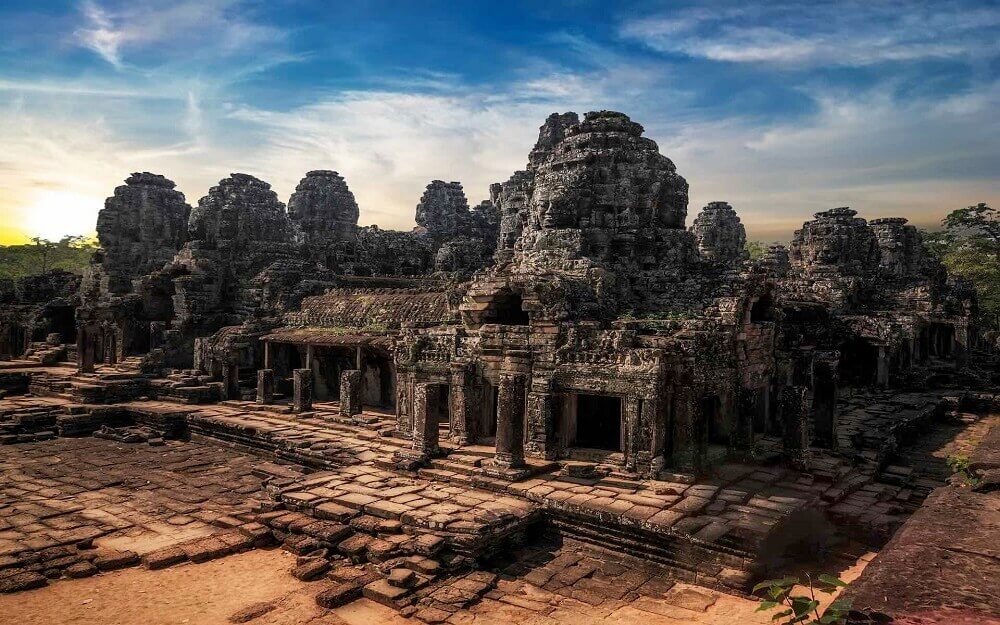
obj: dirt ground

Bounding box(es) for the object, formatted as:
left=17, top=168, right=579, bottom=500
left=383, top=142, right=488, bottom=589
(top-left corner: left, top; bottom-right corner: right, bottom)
left=0, top=547, right=870, bottom=625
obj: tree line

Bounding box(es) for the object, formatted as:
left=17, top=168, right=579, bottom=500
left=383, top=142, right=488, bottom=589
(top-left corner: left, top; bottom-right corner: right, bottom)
left=0, top=235, right=97, bottom=280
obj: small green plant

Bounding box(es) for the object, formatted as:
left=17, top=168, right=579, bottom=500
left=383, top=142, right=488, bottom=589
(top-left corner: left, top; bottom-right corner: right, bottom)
left=754, top=574, right=851, bottom=624
left=946, top=454, right=982, bottom=488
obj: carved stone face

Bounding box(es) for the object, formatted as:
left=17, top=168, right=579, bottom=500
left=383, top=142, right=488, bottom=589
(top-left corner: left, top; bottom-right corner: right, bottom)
left=540, top=194, right=576, bottom=229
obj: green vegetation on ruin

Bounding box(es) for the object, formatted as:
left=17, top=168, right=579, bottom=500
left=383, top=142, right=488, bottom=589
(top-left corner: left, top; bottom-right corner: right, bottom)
left=922, top=203, right=1000, bottom=331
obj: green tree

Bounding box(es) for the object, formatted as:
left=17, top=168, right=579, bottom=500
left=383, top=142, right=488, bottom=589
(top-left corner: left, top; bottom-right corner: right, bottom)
left=746, top=240, right=768, bottom=260
left=923, top=203, right=1000, bottom=330
left=29, top=237, right=58, bottom=273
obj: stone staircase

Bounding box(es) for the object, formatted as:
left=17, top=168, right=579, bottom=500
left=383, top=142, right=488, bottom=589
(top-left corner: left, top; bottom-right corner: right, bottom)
left=22, top=339, right=70, bottom=366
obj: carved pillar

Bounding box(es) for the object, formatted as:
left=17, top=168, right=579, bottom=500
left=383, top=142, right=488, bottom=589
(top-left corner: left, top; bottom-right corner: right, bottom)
left=396, top=371, right=416, bottom=437
left=954, top=323, right=969, bottom=367
left=114, top=323, right=126, bottom=363
left=623, top=395, right=643, bottom=472
left=780, top=386, right=810, bottom=470
left=635, top=394, right=658, bottom=476
left=193, top=337, right=205, bottom=373
left=493, top=369, right=527, bottom=469
left=525, top=364, right=557, bottom=460
left=448, top=363, right=475, bottom=444
left=78, top=324, right=96, bottom=373
left=223, top=362, right=240, bottom=400
left=671, top=388, right=697, bottom=473
left=340, top=369, right=362, bottom=417
left=411, top=382, right=441, bottom=458
left=263, top=340, right=271, bottom=369
left=256, top=369, right=274, bottom=405
left=293, top=368, right=313, bottom=412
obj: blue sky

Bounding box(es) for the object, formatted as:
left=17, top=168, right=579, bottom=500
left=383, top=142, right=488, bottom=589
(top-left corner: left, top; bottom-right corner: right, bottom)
left=0, top=0, right=997, bottom=242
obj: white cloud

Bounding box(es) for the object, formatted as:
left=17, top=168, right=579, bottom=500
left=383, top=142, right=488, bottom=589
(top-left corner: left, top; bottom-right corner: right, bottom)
left=77, top=0, right=124, bottom=68
left=655, top=84, right=1000, bottom=239
left=621, top=2, right=1000, bottom=66
left=73, top=0, right=289, bottom=69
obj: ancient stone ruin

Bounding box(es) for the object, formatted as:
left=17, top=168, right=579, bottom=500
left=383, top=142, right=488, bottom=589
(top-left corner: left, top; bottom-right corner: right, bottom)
left=0, top=111, right=997, bottom=625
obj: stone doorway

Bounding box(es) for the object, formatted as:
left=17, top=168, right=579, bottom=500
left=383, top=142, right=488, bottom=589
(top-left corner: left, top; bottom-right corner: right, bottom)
left=572, top=393, right=623, bottom=452
left=431, top=384, right=451, bottom=437
left=478, top=384, right=499, bottom=444
left=752, top=386, right=770, bottom=434
left=361, top=353, right=395, bottom=409
left=488, top=289, right=529, bottom=326
left=928, top=322, right=954, bottom=358
left=838, top=338, right=879, bottom=387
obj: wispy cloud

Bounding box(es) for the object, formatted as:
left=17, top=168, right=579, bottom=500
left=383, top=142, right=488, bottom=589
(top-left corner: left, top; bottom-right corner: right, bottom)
left=77, top=0, right=123, bottom=67
left=73, top=0, right=290, bottom=70
left=621, top=2, right=1000, bottom=66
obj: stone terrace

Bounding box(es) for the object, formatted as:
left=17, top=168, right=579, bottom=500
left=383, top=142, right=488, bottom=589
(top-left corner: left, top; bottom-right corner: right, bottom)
left=2, top=383, right=975, bottom=595
left=0, top=435, right=269, bottom=591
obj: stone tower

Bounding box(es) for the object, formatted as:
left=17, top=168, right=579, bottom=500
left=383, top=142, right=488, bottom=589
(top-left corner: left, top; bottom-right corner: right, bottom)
left=287, top=170, right=360, bottom=248
left=690, top=201, right=748, bottom=266
left=90, top=172, right=191, bottom=296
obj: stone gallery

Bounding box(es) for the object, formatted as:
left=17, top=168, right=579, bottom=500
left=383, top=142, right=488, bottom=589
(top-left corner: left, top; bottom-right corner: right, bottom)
left=1, top=111, right=997, bottom=624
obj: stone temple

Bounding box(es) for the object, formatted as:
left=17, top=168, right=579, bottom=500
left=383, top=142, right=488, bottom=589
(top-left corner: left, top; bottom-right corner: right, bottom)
left=0, top=111, right=997, bottom=625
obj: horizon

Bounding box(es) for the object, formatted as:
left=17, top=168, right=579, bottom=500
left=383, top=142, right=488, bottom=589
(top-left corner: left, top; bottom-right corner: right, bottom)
left=1, top=0, right=997, bottom=244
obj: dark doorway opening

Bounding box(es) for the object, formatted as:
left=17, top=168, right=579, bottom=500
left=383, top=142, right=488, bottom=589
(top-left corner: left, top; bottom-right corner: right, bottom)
left=702, top=395, right=727, bottom=445
left=482, top=385, right=499, bottom=440
left=433, top=384, right=451, bottom=435
left=929, top=323, right=954, bottom=358
left=749, top=294, right=775, bottom=323
left=575, top=394, right=622, bottom=451
left=490, top=290, right=529, bottom=326
left=44, top=305, right=77, bottom=343
left=752, top=387, right=769, bottom=434
left=838, top=338, right=879, bottom=387
left=812, top=364, right=837, bottom=447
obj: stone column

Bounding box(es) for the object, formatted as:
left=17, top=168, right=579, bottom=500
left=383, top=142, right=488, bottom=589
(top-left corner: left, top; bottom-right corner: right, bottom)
left=954, top=323, right=969, bottom=367
left=395, top=372, right=415, bottom=437
left=223, top=362, right=240, bottom=400
left=780, top=386, right=810, bottom=469
left=340, top=369, right=362, bottom=417
left=623, top=395, right=642, bottom=472
left=411, top=382, right=440, bottom=458
left=104, top=325, right=118, bottom=365
left=493, top=370, right=527, bottom=469
left=256, top=369, right=274, bottom=404
left=293, top=368, right=313, bottom=412
left=263, top=340, right=271, bottom=369
left=671, top=388, right=697, bottom=473
left=876, top=346, right=890, bottom=388
left=448, top=363, right=473, bottom=444
left=305, top=344, right=315, bottom=370
left=525, top=387, right=558, bottom=460
left=193, top=337, right=205, bottom=373
left=78, top=324, right=96, bottom=373
left=635, top=394, right=658, bottom=477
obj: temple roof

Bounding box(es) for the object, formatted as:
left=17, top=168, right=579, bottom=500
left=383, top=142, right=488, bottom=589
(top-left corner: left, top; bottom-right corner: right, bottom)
left=261, top=327, right=392, bottom=349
